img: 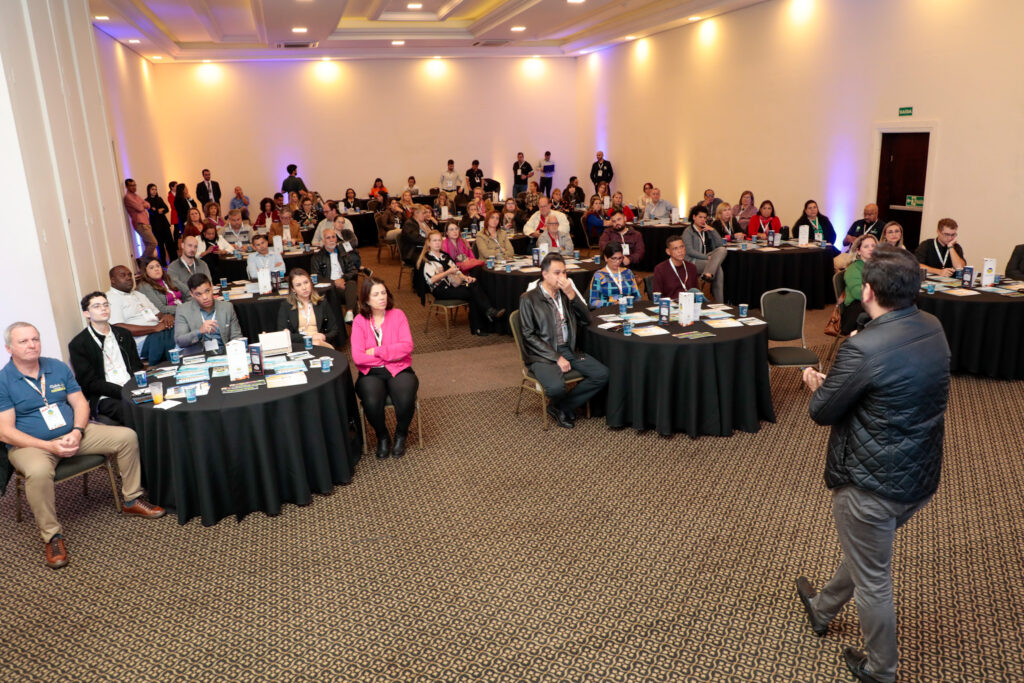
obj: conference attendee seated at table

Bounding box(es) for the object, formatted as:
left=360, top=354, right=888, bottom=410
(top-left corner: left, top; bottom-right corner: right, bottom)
left=596, top=181, right=611, bottom=202
left=311, top=201, right=354, bottom=247
left=199, top=224, right=220, bottom=265
left=459, top=202, right=484, bottom=234
left=468, top=187, right=493, bottom=217
left=68, top=292, right=143, bottom=425
left=842, top=203, right=883, bottom=247
left=733, top=190, right=757, bottom=224
left=253, top=197, right=280, bottom=230
left=399, top=190, right=416, bottom=218
left=245, top=233, right=285, bottom=280
left=915, top=218, right=966, bottom=276
left=519, top=253, right=608, bottom=429
left=294, top=197, right=323, bottom=230
left=217, top=209, right=252, bottom=251
left=403, top=177, right=418, bottom=196
left=434, top=191, right=453, bottom=217
left=524, top=197, right=570, bottom=238
left=137, top=257, right=183, bottom=315
left=598, top=210, right=645, bottom=267
left=285, top=191, right=300, bottom=215
left=182, top=207, right=206, bottom=239
left=312, top=226, right=362, bottom=321
left=583, top=196, right=606, bottom=243
left=699, top=188, right=724, bottom=219
left=106, top=265, right=175, bottom=364
left=475, top=211, right=516, bottom=261
left=276, top=268, right=339, bottom=350
left=748, top=199, right=782, bottom=238
left=1, top=321, right=165, bottom=569
left=500, top=198, right=523, bottom=233
left=563, top=176, right=586, bottom=206
left=524, top=182, right=541, bottom=212
left=270, top=208, right=302, bottom=245
left=204, top=201, right=224, bottom=229
left=442, top=223, right=484, bottom=274
left=683, top=206, right=727, bottom=302
left=350, top=276, right=419, bottom=458
left=550, top=187, right=572, bottom=214
left=382, top=198, right=405, bottom=242
left=839, top=234, right=878, bottom=334
left=273, top=192, right=286, bottom=213
left=881, top=221, right=905, bottom=249
left=1007, top=243, right=1024, bottom=280
left=589, top=242, right=640, bottom=308
left=792, top=199, right=837, bottom=245
left=652, top=235, right=700, bottom=300
left=643, top=188, right=675, bottom=221
left=607, top=191, right=635, bottom=222
left=168, top=235, right=211, bottom=301
left=402, top=205, right=432, bottom=262
left=418, top=230, right=505, bottom=336
left=370, top=178, right=388, bottom=198
left=174, top=274, right=241, bottom=355
left=636, top=182, right=654, bottom=213
left=712, top=203, right=743, bottom=240
left=341, top=188, right=359, bottom=212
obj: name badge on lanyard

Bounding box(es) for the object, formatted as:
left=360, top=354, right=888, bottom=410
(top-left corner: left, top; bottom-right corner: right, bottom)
left=25, top=375, right=67, bottom=430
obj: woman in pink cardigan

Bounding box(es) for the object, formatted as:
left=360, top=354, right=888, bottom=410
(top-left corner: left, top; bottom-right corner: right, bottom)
left=442, top=222, right=484, bottom=273
left=350, top=276, right=419, bottom=459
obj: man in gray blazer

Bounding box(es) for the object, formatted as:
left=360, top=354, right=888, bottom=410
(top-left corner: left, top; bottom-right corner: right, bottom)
left=682, top=206, right=727, bottom=302
left=174, top=273, right=241, bottom=355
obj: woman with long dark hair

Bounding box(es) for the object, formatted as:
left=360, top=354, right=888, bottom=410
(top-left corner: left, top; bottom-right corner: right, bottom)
left=146, top=183, right=176, bottom=264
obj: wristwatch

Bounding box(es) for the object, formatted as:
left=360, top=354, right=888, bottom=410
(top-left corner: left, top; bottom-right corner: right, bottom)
left=73, top=426, right=86, bottom=436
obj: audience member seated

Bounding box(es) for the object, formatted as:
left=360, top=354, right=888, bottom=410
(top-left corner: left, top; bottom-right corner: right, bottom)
left=204, top=201, right=224, bottom=228
left=643, top=188, right=675, bottom=221
left=311, top=226, right=361, bottom=321
left=383, top=199, right=405, bottom=241
left=294, top=198, right=323, bottom=230
left=596, top=181, right=610, bottom=201
left=698, top=188, right=724, bottom=219
left=399, top=190, right=416, bottom=218
left=418, top=230, right=505, bottom=337
left=370, top=178, right=388, bottom=198
left=167, top=235, right=211, bottom=301
left=350, top=277, right=418, bottom=459
left=342, top=188, right=359, bottom=211
left=843, top=203, right=883, bottom=247
left=840, top=234, right=878, bottom=334
left=276, top=268, right=339, bottom=350
left=68, top=292, right=143, bottom=425
left=550, top=187, right=572, bottom=214
left=434, top=191, right=453, bottom=217
left=1, top=321, right=164, bottom=570
left=245, top=233, right=285, bottom=279
left=712, top=203, right=743, bottom=240
left=253, top=197, right=280, bottom=230
left=272, top=192, right=286, bottom=212
left=106, top=265, right=175, bottom=364
left=608, top=191, right=635, bottom=222
left=468, top=187, right=493, bottom=217
left=459, top=203, right=484, bottom=234
left=475, top=211, right=516, bottom=261
left=652, top=235, right=700, bottom=300
left=563, top=177, right=586, bottom=206
left=748, top=200, right=782, bottom=238
left=683, top=206, right=727, bottom=301
left=173, top=273, right=241, bottom=355
left=402, top=205, right=432, bottom=262
left=404, top=177, right=418, bottom=196
left=199, top=224, right=220, bottom=267
left=733, top=190, right=758, bottom=224
left=881, top=221, right=905, bottom=249
left=270, top=208, right=302, bottom=245
left=286, top=191, right=301, bottom=215
left=311, top=201, right=354, bottom=247
left=636, top=182, right=654, bottom=213
left=583, top=196, right=606, bottom=243
left=525, top=198, right=573, bottom=255
left=1007, top=243, right=1024, bottom=280
left=524, top=182, right=541, bottom=212
left=518, top=253, right=608, bottom=430
left=589, top=242, right=640, bottom=308
left=442, top=223, right=484, bottom=273
left=137, top=256, right=183, bottom=315
left=217, top=209, right=252, bottom=251
left=598, top=210, right=645, bottom=267
left=792, top=199, right=837, bottom=244
left=182, top=207, right=206, bottom=239
left=915, top=218, right=965, bottom=276
left=500, top=198, right=523, bottom=233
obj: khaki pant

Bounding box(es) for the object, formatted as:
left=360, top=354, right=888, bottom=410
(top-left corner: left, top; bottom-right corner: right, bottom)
left=133, top=221, right=158, bottom=258
left=441, top=190, right=457, bottom=205
left=8, top=423, right=143, bottom=542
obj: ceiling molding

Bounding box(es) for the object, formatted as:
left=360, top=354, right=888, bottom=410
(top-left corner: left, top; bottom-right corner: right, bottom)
left=437, top=0, right=467, bottom=21
left=249, top=0, right=269, bottom=45
left=366, top=0, right=388, bottom=22
left=105, top=0, right=182, bottom=55
left=467, top=0, right=543, bottom=37
left=187, top=0, right=223, bottom=42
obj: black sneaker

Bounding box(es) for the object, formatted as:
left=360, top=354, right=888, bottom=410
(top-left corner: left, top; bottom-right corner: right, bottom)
left=843, top=647, right=885, bottom=683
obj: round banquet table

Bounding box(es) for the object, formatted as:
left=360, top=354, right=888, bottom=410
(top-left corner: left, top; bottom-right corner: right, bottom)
left=581, top=305, right=775, bottom=437
left=299, top=212, right=378, bottom=247
left=473, top=260, right=601, bottom=334
left=210, top=250, right=313, bottom=283
left=228, top=284, right=348, bottom=347
left=916, top=284, right=1024, bottom=379
left=720, top=242, right=836, bottom=309
left=122, top=346, right=361, bottom=526
left=634, top=222, right=688, bottom=272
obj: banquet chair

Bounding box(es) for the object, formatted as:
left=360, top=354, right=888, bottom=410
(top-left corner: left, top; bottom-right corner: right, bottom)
left=509, top=310, right=588, bottom=430
left=375, top=213, right=399, bottom=263
left=395, top=233, right=417, bottom=289
left=643, top=275, right=654, bottom=300
left=760, top=288, right=820, bottom=374
left=824, top=270, right=847, bottom=370
left=358, top=397, right=422, bottom=456
left=424, top=291, right=468, bottom=338
left=366, top=199, right=380, bottom=213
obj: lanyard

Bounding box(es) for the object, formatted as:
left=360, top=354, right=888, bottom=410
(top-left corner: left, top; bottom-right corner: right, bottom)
left=760, top=218, right=770, bottom=232
left=300, top=302, right=315, bottom=329
left=934, top=240, right=949, bottom=267
left=671, top=261, right=688, bottom=291
left=605, top=267, right=623, bottom=294
left=24, top=374, right=47, bottom=405
left=810, top=218, right=820, bottom=231
left=87, top=325, right=120, bottom=363
left=371, top=319, right=384, bottom=346
left=182, top=258, right=196, bottom=276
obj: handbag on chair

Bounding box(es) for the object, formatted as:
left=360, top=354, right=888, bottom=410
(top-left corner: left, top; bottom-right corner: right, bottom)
left=824, top=302, right=842, bottom=337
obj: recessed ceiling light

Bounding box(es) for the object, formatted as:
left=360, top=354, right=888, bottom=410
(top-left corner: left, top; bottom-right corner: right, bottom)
left=292, top=27, right=308, bottom=33
left=151, top=56, right=162, bottom=60
left=688, top=16, right=702, bottom=21
left=433, top=55, right=441, bottom=59
left=391, top=40, right=405, bottom=46
left=127, top=39, right=140, bottom=44
left=567, top=0, right=585, bottom=4
left=407, top=2, right=423, bottom=8
left=511, top=26, right=526, bottom=32
left=625, top=35, right=636, bottom=40
left=202, top=59, right=211, bottom=63
left=321, top=56, right=331, bottom=61
left=94, top=15, right=109, bottom=21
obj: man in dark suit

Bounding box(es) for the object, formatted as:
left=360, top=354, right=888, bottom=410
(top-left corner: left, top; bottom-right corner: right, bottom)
left=195, top=168, right=221, bottom=209
left=68, top=291, right=143, bottom=425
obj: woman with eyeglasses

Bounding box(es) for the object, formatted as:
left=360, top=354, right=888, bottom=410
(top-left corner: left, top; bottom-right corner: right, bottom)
left=588, top=242, right=640, bottom=308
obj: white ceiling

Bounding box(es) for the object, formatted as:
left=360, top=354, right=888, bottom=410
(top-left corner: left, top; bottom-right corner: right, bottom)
left=90, top=0, right=767, bottom=62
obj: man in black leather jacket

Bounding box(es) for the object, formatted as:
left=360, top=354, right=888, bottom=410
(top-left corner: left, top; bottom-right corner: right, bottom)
left=518, top=253, right=608, bottom=428
left=795, top=246, right=950, bottom=683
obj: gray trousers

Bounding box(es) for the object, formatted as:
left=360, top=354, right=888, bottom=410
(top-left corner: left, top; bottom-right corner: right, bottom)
left=810, top=485, right=930, bottom=683
left=691, top=246, right=726, bottom=302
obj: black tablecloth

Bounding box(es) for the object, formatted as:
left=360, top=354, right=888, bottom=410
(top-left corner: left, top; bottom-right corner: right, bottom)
left=210, top=251, right=313, bottom=282
left=917, top=286, right=1024, bottom=379
left=122, top=346, right=361, bottom=526
left=581, top=306, right=775, bottom=437
left=474, top=261, right=600, bottom=334
left=230, top=285, right=348, bottom=347
left=720, top=244, right=835, bottom=309
left=634, top=223, right=687, bottom=272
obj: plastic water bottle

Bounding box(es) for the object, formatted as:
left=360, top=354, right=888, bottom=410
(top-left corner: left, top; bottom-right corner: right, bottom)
left=659, top=298, right=670, bottom=324
left=623, top=319, right=633, bottom=336
left=618, top=298, right=628, bottom=315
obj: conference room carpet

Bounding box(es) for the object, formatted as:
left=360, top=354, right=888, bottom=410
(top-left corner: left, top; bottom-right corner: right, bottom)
left=1, top=324, right=1022, bottom=681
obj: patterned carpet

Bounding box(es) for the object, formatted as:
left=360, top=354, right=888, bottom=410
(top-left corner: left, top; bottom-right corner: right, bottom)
left=1, top=342, right=1022, bottom=682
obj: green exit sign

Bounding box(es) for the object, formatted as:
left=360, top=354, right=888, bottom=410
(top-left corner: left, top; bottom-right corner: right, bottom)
left=899, top=106, right=913, bottom=117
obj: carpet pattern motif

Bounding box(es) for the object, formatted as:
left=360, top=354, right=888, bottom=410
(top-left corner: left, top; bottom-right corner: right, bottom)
left=0, top=347, right=1022, bottom=682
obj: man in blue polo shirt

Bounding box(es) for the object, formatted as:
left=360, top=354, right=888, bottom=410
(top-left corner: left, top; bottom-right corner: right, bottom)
left=0, top=322, right=165, bottom=570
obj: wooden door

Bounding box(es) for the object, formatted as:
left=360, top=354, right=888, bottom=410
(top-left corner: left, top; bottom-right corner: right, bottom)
left=876, top=132, right=929, bottom=249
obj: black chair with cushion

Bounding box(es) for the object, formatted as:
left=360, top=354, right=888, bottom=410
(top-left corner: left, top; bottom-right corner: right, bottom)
left=643, top=275, right=654, bottom=300
left=760, top=288, right=820, bottom=373
left=483, top=178, right=500, bottom=195
left=395, top=232, right=417, bottom=290
left=509, top=310, right=588, bottom=430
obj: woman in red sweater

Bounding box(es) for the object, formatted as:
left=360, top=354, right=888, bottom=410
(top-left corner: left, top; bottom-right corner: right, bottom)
left=747, top=199, right=782, bottom=237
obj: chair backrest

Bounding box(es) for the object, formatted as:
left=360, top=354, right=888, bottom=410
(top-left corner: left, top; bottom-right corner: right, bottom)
left=397, top=232, right=415, bottom=266
left=831, top=270, right=846, bottom=304
left=760, top=288, right=807, bottom=343
left=367, top=199, right=380, bottom=213
left=508, top=310, right=531, bottom=373
left=483, top=178, right=500, bottom=194
left=429, top=187, right=439, bottom=196
left=644, top=275, right=654, bottom=300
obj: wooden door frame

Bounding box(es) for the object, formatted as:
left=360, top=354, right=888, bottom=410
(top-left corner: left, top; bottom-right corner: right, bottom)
left=868, top=119, right=939, bottom=230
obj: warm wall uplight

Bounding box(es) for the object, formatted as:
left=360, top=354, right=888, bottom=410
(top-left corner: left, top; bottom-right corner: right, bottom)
left=425, top=57, right=447, bottom=78
left=202, top=59, right=211, bottom=63
left=522, top=57, right=545, bottom=78
left=292, top=27, right=308, bottom=33
left=127, top=39, right=140, bottom=44
left=197, top=63, right=222, bottom=84
left=391, top=40, right=405, bottom=46
left=321, top=56, right=331, bottom=61
left=698, top=19, right=718, bottom=45
left=634, top=38, right=649, bottom=61
left=511, top=26, right=526, bottom=32
left=94, top=15, right=109, bottom=21
left=789, top=0, right=815, bottom=24
left=314, top=59, right=340, bottom=81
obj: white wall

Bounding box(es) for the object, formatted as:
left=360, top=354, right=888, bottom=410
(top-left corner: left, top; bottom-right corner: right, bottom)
left=575, top=0, right=1024, bottom=266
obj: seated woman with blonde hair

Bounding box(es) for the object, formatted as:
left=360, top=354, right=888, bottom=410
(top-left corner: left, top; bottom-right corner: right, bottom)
left=417, top=230, right=504, bottom=336
left=276, top=268, right=340, bottom=349
left=840, top=234, right=878, bottom=334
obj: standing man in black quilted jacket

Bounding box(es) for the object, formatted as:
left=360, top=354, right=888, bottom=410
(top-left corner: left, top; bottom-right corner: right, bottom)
left=796, top=246, right=950, bottom=683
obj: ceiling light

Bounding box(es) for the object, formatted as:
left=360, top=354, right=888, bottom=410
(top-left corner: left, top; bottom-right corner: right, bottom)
left=567, top=0, right=585, bottom=4
left=94, top=15, right=109, bottom=21
left=407, top=2, right=423, bottom=8
left=292, top=27, right=308, bottom=33
left=321, top=56, right=331, bottom=61
left=688, top=16, right=702, bottom=21
left=433, top=55, right=441, bottom=59
left=511, top=26, right=526, bottom=32
left=625, top=35, right=636, bottom=40
left=391, top=40, right=405, bottom=46
left=127, top=39, right=140, bottom=44
left=151, top=56, right=162, bottom=60
left=202, top=59, right=211, bottom=63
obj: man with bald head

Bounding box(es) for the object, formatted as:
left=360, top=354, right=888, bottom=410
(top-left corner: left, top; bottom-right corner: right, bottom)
left=589, top=151, right=614, bottom=193
left=167, top=234, right=212, bottom=300
left=844, top=204, right=884, bottom=247
left=106, top=265, right=176, bottom=364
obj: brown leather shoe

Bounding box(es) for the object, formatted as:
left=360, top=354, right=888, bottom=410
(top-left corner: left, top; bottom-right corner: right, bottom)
left=45, top=536, right=68, bottom=569
left=123, top=498, right=166, bottom=519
